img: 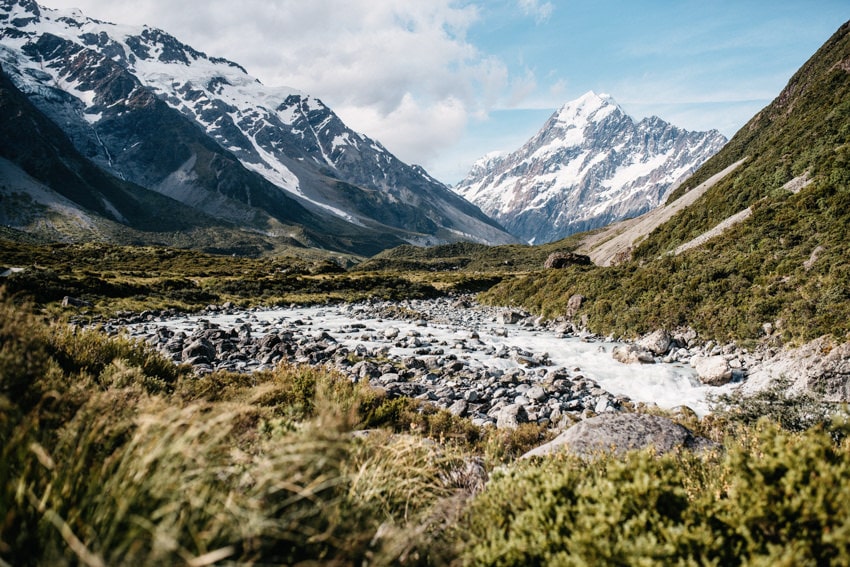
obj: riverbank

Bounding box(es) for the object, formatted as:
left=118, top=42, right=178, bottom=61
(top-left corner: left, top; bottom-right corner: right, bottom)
left=98, top=296, right=747, bottom=422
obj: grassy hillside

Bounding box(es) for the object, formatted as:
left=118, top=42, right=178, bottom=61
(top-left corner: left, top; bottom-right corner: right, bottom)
left=481, top=21, right=850, bottom=345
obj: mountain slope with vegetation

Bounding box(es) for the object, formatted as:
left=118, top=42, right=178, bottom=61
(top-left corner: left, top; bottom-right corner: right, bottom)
left=482, top=20, right=850, bottom=345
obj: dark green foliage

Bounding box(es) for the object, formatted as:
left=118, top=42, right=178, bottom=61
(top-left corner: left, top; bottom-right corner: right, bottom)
left=458, top=422, right=850, bottom=566
left=482, top=175, right=850, bottom=342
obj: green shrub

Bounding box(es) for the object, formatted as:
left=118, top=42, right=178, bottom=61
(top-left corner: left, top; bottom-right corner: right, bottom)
left=456, top=422, right=850, bottom=566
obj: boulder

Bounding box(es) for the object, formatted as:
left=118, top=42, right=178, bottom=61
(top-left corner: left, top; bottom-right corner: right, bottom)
left=544, top=251, right=592, bottom=269
left=691, top=355, right=733, bottom=386
left=497, top=310, right=524, bottom=325
left=612, top=344, right=655, bottom=364
left=744, top=337, right=850, bottom=401
left=448, top=399, right=469, bottom=417
left=182, top=338, right=216, bottom=363
left=384, top=327, right=400, bottom=340
left=638, top=329, right=672, bottom=356
left=521, top=413, right=718, bottom=459
left=566, top=294, right=585, bottom=319
left=496, top=404, right=528, bottom=430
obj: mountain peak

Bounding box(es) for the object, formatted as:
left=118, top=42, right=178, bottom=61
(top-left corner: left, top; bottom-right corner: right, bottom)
left=554, top=90, right=621, bottom=126
left=454, top=94, right=727, bottom=244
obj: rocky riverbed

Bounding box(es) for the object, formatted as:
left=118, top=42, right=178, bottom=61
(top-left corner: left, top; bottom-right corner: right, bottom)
left=99, top=296, right=754, bottom=426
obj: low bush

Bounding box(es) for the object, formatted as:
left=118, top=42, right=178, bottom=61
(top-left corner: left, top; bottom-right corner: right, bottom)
left=455, top=421, right=850, bottom=566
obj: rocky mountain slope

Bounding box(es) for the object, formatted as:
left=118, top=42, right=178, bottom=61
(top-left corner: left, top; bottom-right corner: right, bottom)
left=454, top=91, right=726, bottom=244
left=0, top=0, right=515, bottom=254
left=484, top=20, right=850, bottom=354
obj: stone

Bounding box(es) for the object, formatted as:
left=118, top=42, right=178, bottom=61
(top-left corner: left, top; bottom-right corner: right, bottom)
left=691, top=355, right=733, bottom=386
left=521, top=413, right=719, bottom=459
left=384, top=327, right=400, bottom=340
left=638, top=329, right=672, bottom=356
left=497, top=310, right=524, bottom=325
left=744, top=337, right=850, bottom=402
left=526, top=385, right=547, bottom=402
left=496, top=404, right=528, bottom=430
left=448, top=399, right=469, bottom=417
left=565, top=294, right=585, bottom=319
left=544, top=251, right=592, bottom=269
left=182, top=338, right=216, bottom=363
left=612, top=344, right=655, bottom=364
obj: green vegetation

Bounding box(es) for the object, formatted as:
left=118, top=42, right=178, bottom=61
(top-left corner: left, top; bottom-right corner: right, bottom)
left=479, top=22, right=850, bottom=345
left=481, top=181, right=850, bottom=343
left=4, top=293, right=850, bottom=566
left=0, top=240, right=447, bottom=314
left=352, top=237, right=587, bottom=273
left=456, top=420, right=850, bottom=566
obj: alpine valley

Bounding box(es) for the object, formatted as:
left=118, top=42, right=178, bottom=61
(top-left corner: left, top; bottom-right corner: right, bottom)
left=3, top=4, right=850, bottom=565
left=453, top=91, right=727, bottom=244
left=0, top=0, right=516, bottom=256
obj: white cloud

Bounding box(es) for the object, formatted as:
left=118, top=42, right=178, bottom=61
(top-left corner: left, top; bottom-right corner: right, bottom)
left=40, top=0, right=526, bottom=178
left=338, top=94, right=468, bottom=167
left=517, top=0, right=554, bottom=23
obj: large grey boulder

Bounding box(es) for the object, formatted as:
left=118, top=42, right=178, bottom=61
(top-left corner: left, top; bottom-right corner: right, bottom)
left=521, top=413, right=717, bottom=459
left=691, top=355, right=733, bottom=386
left=497, top=310, right=524, bottom=325
left=638, top=329, right=672, bottom=356
left=182, top=338, right=216, bottom=363
left=745, top=337, right=850, bottom=401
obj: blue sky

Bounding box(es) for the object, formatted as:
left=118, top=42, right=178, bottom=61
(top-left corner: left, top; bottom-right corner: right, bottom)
left=41, top=0, right=850, bottom=184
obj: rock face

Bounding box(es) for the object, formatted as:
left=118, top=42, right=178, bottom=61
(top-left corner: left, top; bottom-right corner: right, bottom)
left=453, top=91, right=727, bottom=244
left=0, top=0, right=516, bottom=253
left=745, top=336, right=850, bottom=401
left=522, top=413, right=718, bottom=459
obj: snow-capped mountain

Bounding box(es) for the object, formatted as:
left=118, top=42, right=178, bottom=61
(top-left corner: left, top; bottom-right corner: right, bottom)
left=0, top=0, right=515, bottom=254
left=454, top=91, right=727, bottom=244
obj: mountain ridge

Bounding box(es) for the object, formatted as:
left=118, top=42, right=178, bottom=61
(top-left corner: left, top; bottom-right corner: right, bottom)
left=0, top=0, right=516, bottom=254
left=454, top=91, right=727, bottom=244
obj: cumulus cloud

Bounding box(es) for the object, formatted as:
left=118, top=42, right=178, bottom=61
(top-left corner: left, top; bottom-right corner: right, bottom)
left=41, top=0, right=523, bottom=174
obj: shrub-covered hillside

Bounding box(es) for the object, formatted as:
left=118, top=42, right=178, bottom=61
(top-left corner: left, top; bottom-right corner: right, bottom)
left=482, top=21, right=850, bottom=344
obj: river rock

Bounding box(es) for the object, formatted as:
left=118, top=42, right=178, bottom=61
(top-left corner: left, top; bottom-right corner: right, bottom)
left=448, top=399, right=469, bottom=417
left=638, top=329, right=672, bottom=356
left=612, top=344, right=655, bottom=364
left=691, top=355, right=733, bottom=386
left=182, top=338, right=216, bottom=363
left=496, top=404, right=528, bottom=429
left=521, top=413, right=718, bottom=459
